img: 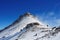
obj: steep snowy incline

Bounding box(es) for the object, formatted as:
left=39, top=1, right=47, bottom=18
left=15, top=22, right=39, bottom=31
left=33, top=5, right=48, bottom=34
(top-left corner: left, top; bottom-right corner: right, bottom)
left=1, top=23, right=59, bottom=40
left=0, top=12, right=49, bottom=40
left=16, top=25, right=60, bottom=40
left=0, top=12, right=60, bottom=40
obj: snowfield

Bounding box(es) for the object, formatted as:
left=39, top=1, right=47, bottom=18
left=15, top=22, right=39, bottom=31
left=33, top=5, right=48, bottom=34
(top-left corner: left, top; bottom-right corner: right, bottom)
left=0, top=13, right=60, bottom=40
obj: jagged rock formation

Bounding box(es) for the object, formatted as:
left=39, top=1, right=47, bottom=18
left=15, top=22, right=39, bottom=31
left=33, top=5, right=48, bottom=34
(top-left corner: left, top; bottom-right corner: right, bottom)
left=0, top=12, right=60, bottom=40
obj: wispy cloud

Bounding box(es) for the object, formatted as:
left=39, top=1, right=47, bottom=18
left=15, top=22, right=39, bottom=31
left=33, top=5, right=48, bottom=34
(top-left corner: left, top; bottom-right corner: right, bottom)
left=47, top=12, right=54, bottom=16
left=37, top=12, right=60, bottom=27
left=55, top=19, right=60, bottom=26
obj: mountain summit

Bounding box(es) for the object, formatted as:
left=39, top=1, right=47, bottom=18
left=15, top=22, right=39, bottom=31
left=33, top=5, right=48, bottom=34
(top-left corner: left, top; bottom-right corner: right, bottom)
left=0, top=12, right=60, bottom=40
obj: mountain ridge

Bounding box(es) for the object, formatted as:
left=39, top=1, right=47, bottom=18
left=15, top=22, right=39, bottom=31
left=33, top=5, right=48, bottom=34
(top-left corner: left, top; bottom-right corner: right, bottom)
left=0, top=12, right=34, bottom=32
left=0, top=12, right=60, bottom=40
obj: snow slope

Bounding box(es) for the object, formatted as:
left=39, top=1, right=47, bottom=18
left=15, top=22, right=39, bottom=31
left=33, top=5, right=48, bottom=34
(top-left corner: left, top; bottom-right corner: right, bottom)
left=0, top=12, right=60, bottom=40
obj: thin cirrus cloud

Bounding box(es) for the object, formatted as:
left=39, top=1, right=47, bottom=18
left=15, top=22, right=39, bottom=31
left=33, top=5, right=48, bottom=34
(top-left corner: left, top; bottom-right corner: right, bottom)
left=55, top=19, right=60, bottom=26
left=38, top=12, right=60, bottom=27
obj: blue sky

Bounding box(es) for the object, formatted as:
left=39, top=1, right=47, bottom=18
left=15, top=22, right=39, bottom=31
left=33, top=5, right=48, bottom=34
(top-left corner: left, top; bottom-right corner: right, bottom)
left=0, top=0, right=60, bottom=30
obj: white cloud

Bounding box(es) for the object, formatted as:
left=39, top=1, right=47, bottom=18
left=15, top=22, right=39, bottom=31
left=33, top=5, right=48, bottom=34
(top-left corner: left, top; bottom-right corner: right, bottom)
left=48, top=12, right=54, bottom=16
left=55, top=19, right=60, bottom=25
left=37, top=12, right=60, bottom=27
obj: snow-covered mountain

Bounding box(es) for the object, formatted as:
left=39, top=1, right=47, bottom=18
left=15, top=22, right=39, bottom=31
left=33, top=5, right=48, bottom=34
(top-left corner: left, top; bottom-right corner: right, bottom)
left=0, top=12, right=60, bottom=40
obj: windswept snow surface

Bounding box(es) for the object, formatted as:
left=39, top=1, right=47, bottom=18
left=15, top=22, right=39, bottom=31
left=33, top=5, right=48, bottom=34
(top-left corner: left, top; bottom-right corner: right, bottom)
left=0, top=13, right=60, bottom=40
